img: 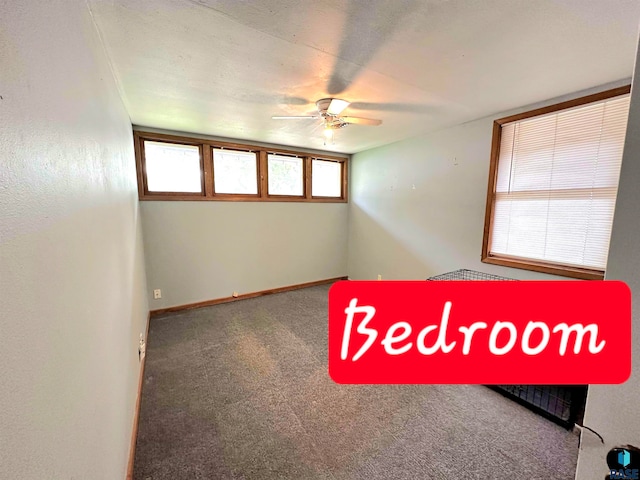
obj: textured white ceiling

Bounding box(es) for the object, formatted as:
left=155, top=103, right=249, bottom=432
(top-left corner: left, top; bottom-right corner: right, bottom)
left=89, top=0, right=640, bottom=154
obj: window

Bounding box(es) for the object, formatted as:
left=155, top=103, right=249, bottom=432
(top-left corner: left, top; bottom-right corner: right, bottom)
left=482, top=86, right=631, bottom=280
left=213, top=148, right=258, bottom=195
left=143, top=141, right=203, bottom=194
left=267, top=154, right=303, bottom=196
left=133, top=131, right=348, bottom=202
left=312, top=159, right=342, bottom=197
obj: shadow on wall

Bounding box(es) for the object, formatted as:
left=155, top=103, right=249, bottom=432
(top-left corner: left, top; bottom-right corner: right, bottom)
left=348, top=191, right=474, bottom=280
left=128, top=198, right=149, bottom=346
left=348, top=202, right=433, bottom=280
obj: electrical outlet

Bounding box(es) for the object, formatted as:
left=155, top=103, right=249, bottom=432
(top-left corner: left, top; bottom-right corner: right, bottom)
left=153, top=289, right=162, bottom=299
left=377, top=274, right=382, bottom=281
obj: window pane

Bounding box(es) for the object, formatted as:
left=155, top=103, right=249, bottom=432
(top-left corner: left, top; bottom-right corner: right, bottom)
left=213, top=149, right=258, bottom=194
left=268, top=154, right=303, bottom=196
left=312, top=159, right=342, bottom=197
left=144, top=141, right=202, bottom=193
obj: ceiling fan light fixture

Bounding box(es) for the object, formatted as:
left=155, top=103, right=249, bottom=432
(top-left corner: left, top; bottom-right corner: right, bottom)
left=323, top=126, right=335, bottom=145
left=327, top=98, right=351, bottom=116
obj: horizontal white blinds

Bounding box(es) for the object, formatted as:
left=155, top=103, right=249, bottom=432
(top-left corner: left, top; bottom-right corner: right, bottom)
left=490, top=95, right=630, bottom=270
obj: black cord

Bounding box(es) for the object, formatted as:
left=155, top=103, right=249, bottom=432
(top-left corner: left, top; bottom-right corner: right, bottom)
left=582, top=425, right=605, bottom=444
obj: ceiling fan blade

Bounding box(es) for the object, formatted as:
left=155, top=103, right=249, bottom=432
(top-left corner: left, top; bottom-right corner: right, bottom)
left=327, top=98, right=350, bottom=116
left=349, top=102, right=433, bottom=114
left=341, top=116, right=382, bottom=126
left=309, top=121, right=324, bottom=135
left=271, top=116, right=320, bottom=120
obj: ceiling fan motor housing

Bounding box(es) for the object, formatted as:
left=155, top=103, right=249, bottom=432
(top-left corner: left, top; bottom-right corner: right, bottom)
left=317, top=98, right=349, bottom=129
left=325, top=118, right=349, bottom=129
left=316, top=98, right=334, bottom=114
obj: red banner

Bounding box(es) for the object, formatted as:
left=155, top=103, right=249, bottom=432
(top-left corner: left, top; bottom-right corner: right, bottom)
left=328, top=281, right=631, bottom=384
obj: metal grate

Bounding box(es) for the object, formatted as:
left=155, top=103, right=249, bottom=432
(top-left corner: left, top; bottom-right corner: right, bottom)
left=495, top=385, right=572, bottom=420
left=427, top=268, right=516, bottom=282
left=426, top=269, right=586, bottom=428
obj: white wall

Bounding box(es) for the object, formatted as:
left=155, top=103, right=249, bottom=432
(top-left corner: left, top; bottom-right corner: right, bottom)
left=575, top=35, right=640, bottom=480
left=347, top=81, right=629, bottom=281
left=142, top=201, right=348, bottom=309
left=0, top=1, right=148, bottom=478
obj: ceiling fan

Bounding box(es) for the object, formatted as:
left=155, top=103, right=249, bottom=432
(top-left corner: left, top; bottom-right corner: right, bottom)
left=272, top=98, right=382, bottom=144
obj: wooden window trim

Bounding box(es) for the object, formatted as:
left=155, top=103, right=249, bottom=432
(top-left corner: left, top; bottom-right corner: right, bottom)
left=304, top=156, right=312, bottom=200
left=210, top=146, right=260, bottom=199
left=266, top=152, right=305, bottom=199
left=137, top=137, right=206, bottom=198
left=481, top=85, right=631, bottom=280
left=134, top=131, right=348, bottom=203
left=310, top=157, right=348, bottom=200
